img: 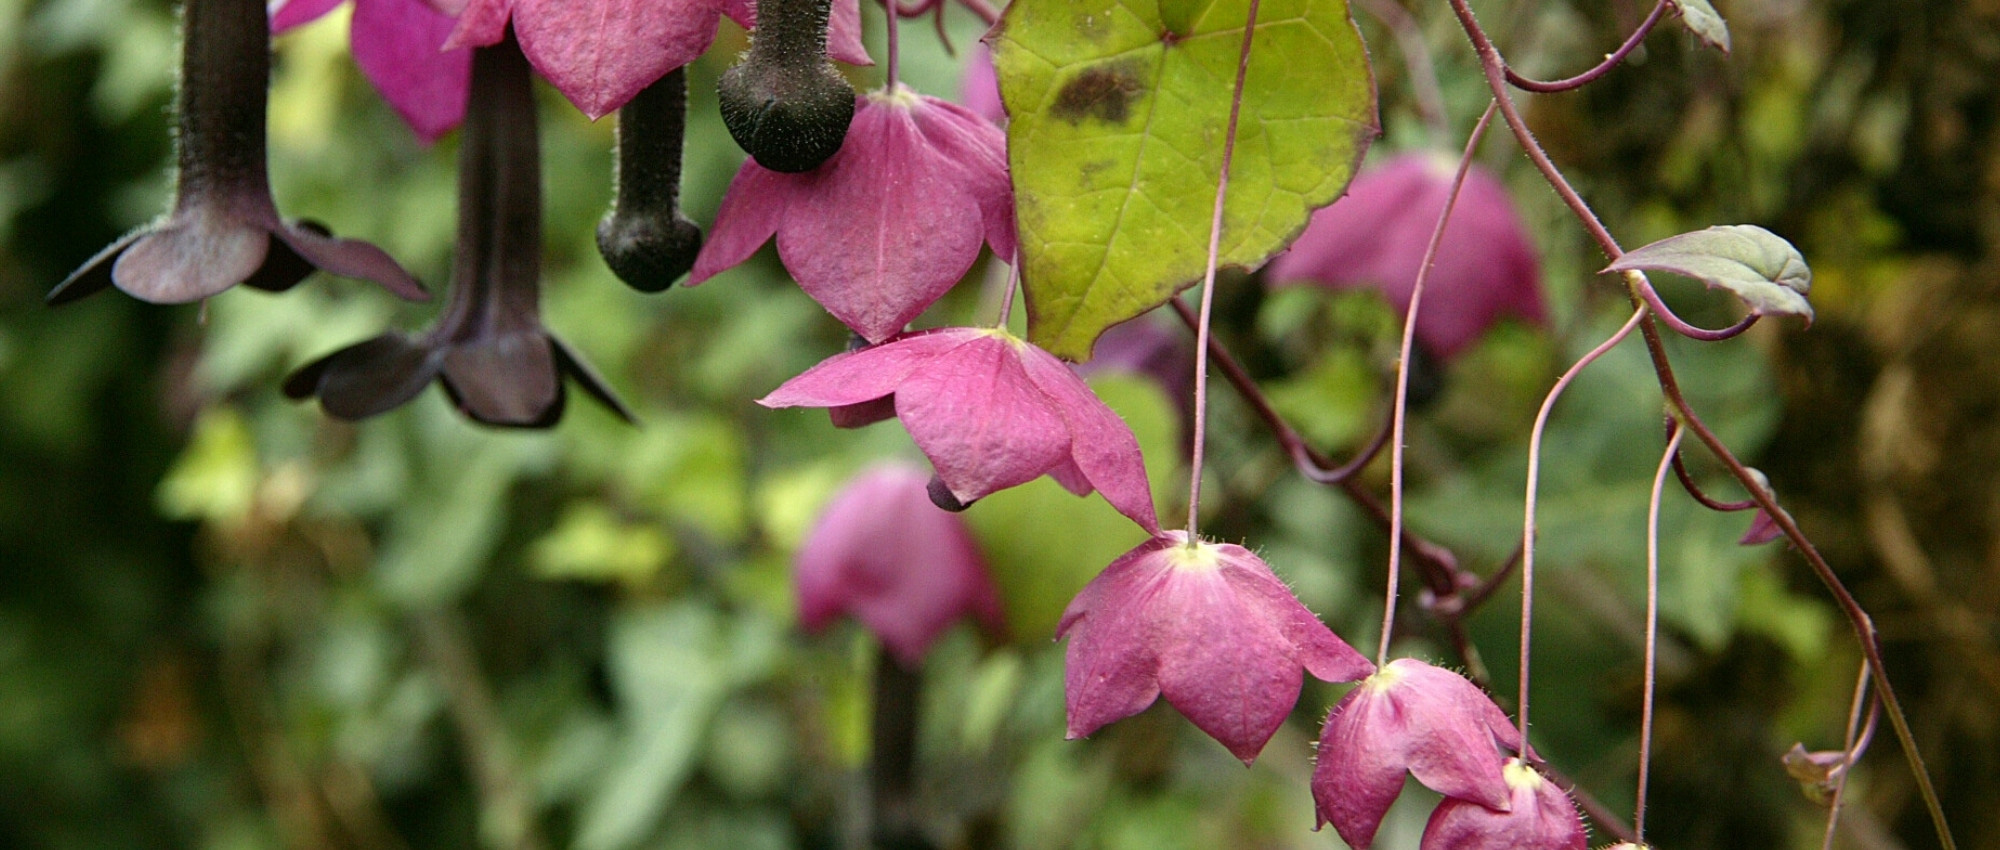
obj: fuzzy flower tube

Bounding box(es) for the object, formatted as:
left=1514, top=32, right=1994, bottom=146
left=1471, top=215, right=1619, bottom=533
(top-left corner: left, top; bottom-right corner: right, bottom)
left=759, top=327, right=1156, bottom=530
left=692, top=87, right=1015, bottom=343
left=1058, top=532, right=1374, bottom=764
left=284, top=32, right=631, bottom=428
left=597, top=68, right=704, bottom=292
left=50, top=0, right=426, bottom=305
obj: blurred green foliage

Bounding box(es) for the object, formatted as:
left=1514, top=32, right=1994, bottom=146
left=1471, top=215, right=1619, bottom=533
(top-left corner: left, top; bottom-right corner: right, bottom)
left=2, top=0, right=1996, bottom=848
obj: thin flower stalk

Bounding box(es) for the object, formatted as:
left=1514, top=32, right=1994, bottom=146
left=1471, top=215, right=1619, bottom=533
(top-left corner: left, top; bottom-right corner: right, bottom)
left=1516, top=305, right=1647, bottom=744
left=1380, top=100, right=1495, bottom=667
left=1637, top=425, right=1683, bottom=840
left=1185, top=0, right=1262, bottom=538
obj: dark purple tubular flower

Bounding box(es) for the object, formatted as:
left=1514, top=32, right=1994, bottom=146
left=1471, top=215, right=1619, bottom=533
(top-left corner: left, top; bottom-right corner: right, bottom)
left=1418, top=759, right=1588, bottom=850
left=691, top=87, right=1016, bottom=344
left=597, top=67, right=703, bottom=292
left=272, top=0, right=473, bottom=142
left=284, top=32, right=631, bottom=428
left=1265, top=152, right=1544, bottom=361
left=1312, top=658, right=1524, bottom=849
left=1058, top=532, right=1374, bottom=764
left=50, top=0, right=427, bottom=306
left=796, top=464, right=1004, bottom=666
left=760, top=328, right=1158, bottom=531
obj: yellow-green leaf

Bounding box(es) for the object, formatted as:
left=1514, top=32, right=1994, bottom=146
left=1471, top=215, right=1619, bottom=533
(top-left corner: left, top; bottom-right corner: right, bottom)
left=995, top=0, right=1376, bottom=360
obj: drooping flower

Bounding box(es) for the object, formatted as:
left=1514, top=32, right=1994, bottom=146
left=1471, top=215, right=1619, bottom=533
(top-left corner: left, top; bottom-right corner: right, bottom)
left=759, top=327, right=1156, bottom=532
left=1058, top=532, right=1374, bottom=764
left=50, top=0, right=426, bottom=305
left=285, top=33, right=630, bottom=428
left=1312, top=658, right=1524, bottom=850
left=1419, top=759, right=1588, bottom=850
left=272, top=0, right=472, bottom=142
left=444, top=0, right=870, bottom=119
left=1265, top=152, right=1544, bottom=361
left=691, top=86, right=1016, bottom=343
left=597, top=67, right=704, bottom=291
left=796, top=464, right=1004, bottom=666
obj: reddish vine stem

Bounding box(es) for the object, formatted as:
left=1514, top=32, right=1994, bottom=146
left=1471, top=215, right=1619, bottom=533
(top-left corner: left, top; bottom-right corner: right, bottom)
left=1503, top=0, right=1670, bottom=93
left=1629, top=271, right=1762, bottom=341
left=1446, top=0, right=1956, bottom=842
left=1666, top=417, right=1758, bottom=511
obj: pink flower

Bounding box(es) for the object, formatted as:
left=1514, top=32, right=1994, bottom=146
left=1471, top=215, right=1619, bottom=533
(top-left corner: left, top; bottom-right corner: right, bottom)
left=1419, top=759, right=1588, bottom=850
left=444, top=0, right=870, bottom=119
left=272, top=0, right=472, bottom=141
left=1058, top=532, right=1374, bottom=764
left=758, top=327, right=1158, bottom=533
left=1266, top=152, right=1544, bottom=360
left=691, top=86, right=1015, bottom=343
left=1312, top=658, right=1524, bottom=849
left=958, top=43, right=1004, bottom=124
left=796, top=464, right=1004, bottom=666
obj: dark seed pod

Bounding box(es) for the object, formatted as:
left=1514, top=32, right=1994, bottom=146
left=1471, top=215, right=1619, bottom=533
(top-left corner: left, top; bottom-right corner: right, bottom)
left=927, top=475, right=971, bottom=512
left=717, top=0, right=856, bottom=173
left=597, top=67, right=703, bottom=291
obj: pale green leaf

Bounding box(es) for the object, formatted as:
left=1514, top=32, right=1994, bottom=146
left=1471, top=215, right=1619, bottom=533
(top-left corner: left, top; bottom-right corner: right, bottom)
left=1672, top=0, right=1731, bottom=53
left=1608, top=224, right=1812, bottom=321
left=995, top=0, right=1376, bottom=360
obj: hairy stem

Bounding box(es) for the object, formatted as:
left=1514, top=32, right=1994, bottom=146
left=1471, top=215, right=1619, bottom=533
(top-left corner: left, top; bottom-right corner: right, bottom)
left=1185, top=0, right=1262, bottom=539
left=1517, top=306, right=1647, bottom=745
left=1637, top=426, right=1683, bottom=841
left=1503, top=0, right=1670, bottom=93
left=1380, top=100, right=1496, bottom=666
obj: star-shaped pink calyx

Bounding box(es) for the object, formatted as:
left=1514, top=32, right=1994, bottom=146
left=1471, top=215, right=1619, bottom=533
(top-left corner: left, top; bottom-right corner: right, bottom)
left=1058, top=532, right=1374, bottom=764
left=759, top=327, right=1156, bottom=532
left=444, top=0, right=870, bottom=119
left=273, top=0, right=471, bottom=141
left=1419, top=759, right=1588, bottom=850
left=796, top=464, right=1004, bottom=666
left=1267, top=152, right=1545, bottom=360
left=1312, top=658, right=1525, bottom=849
left=692, top=86, right=1016, bottom=343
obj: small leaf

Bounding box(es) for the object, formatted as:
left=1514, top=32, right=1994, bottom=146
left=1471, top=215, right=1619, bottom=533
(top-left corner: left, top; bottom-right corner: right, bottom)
left=995, top=0, right=1377, bottom=360
left=1607, top=224, right=1812, bottom=321
left=1671, top=0, right=1732, bottom=53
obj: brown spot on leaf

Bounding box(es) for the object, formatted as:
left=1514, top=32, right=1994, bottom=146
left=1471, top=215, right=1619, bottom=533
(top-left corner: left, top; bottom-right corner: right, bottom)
left=1051, top=61, right=1147, bottom=125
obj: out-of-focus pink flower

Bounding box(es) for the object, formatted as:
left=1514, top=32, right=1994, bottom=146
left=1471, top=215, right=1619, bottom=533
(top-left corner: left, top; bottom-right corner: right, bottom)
left=1419, top=759, right=1588, bottom=850
left=1058, top=532, right=1374, bottom=764
left=1266, top=152, right=1545, bottom=360
left=759, top=327, right=1158, bottom=533
left=691, top=86, right=1015, bottom=343
left=272, top=0, right=471, bottom=141
left=444, top=0, right=869, bottom=119
left=1312, top=658, right=1524, bottom=849
left=796, top=464, right=1004, bottom=666
left=959, top=42, right=1004, bottom=124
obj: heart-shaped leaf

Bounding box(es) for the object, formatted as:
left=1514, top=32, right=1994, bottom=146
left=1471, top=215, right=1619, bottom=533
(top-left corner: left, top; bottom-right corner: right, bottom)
left=1607, top=224, right=1811, bottom=321
left=1672, top=0, right=1731, bottom=53
left=994, top=0, right=1376, bottom=361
